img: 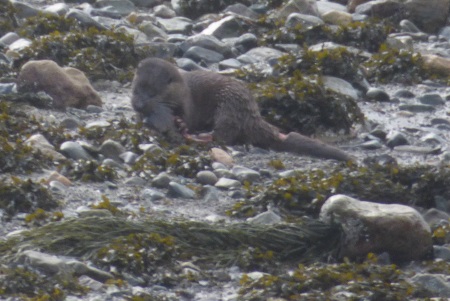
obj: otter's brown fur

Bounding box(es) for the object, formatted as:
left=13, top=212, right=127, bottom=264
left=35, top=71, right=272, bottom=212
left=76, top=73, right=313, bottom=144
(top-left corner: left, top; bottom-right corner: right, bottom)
left=131, top=57, right=352, bottom=161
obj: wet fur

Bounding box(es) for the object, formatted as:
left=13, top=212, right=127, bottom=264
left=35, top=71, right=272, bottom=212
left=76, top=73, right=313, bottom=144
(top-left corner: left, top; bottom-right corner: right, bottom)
left=131, top=58, right=352, bottom=161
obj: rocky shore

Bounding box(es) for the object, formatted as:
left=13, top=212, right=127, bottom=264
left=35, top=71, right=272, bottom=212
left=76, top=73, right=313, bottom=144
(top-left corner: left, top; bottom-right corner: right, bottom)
left=2, top=0, right=450, bottom=300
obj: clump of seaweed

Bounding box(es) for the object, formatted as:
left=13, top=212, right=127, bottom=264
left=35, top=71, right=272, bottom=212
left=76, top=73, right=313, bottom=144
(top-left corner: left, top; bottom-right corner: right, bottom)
left=0, top=177, right=58, bottom=217
left=17, top=27, right=140, bottom=81
left=238, top=254, right=415, bottom=300
left=231, top=163, right=450, bottom=218
left=0, top=266, right=87, bottom=300
left=363, top=45, right=426, bottom=84
left=0, top=1, right=17, bottom=37
left=17, top=14, right=80, bottom=39
left=132, top=145, right=211, bottom=178
left=248, top=69, right=363, bottom=135
left=59, top=159, right=117, bottom=182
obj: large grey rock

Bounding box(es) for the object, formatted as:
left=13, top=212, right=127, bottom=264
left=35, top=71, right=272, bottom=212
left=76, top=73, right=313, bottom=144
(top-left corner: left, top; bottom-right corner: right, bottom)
left=320, top=194, right=432, bottom=261
left=411, top=273, right=450, bottom=297
left=322, top=76, right=359, bottom=100
left=180, top=34, right=230, bottom=55
left=355, top=0, right=405, bottom=18
left=285, top=13, right=324, bottom=28
left=404, top=0, right=450, bottom=33
left=273, top=0, right=320, bottom=19
left=201, top=15, right=245, bottom=39
left=183, top=46, right=224, bottom=64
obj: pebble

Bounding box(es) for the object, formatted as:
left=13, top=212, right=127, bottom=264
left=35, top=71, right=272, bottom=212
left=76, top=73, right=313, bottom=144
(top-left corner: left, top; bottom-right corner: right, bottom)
left=386, top=131, right=409, bottom=148
left=60, top=141, right=94, bottom=161
left=99, top=139, right=126, bottom=162
left=215, top=178, right=241, bottom=189
left=167, top=181, right=196, bottom=199
left=124, top=176, right=147, bottom=186
left=152, top=172, right=171, bottom=188
left=410, top=273, right=450, bottom=297
left=418, top=93, right=445, bottom=106
left=200, top=185, right=221, bottom=202
left=366, top=87, right=390, bottom=102
left=142, top=188, right=165, bottom=201
left=231, top=165, right=261, bottom=183
left=247, top=210, right=282, bottom=225
left=196, top=170, right=218, bottom=185
left=398, top=104, right=436, bottom=112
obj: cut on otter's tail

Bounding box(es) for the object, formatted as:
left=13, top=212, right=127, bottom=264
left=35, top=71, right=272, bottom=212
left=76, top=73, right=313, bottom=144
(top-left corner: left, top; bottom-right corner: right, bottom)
left=273, top=132, right=353, bottom=162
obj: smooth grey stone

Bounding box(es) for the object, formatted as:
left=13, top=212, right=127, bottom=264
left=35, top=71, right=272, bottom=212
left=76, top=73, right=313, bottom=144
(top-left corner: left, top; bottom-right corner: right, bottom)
left=128, top=0, right=159, bottom=8
left=183, top=46, right=224, bottom=64
left=231, top=165, right=261, bottom=183
left=139, top=21, right=168, bottom=40
left=124, top=176, right=147, bottom=186
left=224, top=3, right=259, bottom=19
left=0, top=32, right=20, bottom=46
left=48, top=180, right=67, bottom=193
left=247, top=210, right=282, bottom=225
left=201, top=15, right=244, bottom=39
left=176, top=57, right=204, bottom=71
left=355, top=0, right=404, bottom=18
left=285, top=12, right=324, bottom=28
left=230, top=33, right=258, bottom=54
left=85, top=120, right=111, bottom=129
left=94, top=0, right=135, bottom=17
left=219, top=58, right=242, bottom=70
left=394, top=89, right=415, bottom=98
left=11, top=0, right=45, bottom=18
left=242, top=46, right=284, bottom=63
left=44, top=3, right=70, bottom=15
left=434, top=246, right=450, bottom=261
left=370, top=127, right=387, bottom=140
left=423, top=208, right=450, bottom=226
left=322, top=76, right=359, bottom=100
left=152, top=172, right=171, bottom=188
left=411, top=273, right=450, bottom=297
left=60, top=117, right=83, bottom=129
left=398, top=104, right=436, bottom=112
left=167, top=181, right=196, bottom=199
left=180, top=34, right=230, bottom=55
left=8, top=38, right=32, bottom=51
left=0, top=83, right=16, bottom=95
left=153, top=4, right=176, bottom=18
left=116, top=26, right=149, bottom=44
left=142, top=188, right=165, bottom=201
left=431, top=118, right=450, bottom=126
left=279, top=169, right=299, bottom=178
left=360, top=140, right=383, bottom=150
left=60, top=141, right=93, bottom=160
left=139, top=143, right=163, bottom=155
left=157, top=16, right=192, bottom=34
left=196, top=170, right=218, bottom=185
left=66, top=9, right=107, bottom=30
left=120, top=151, right=139, bottom=164
left=215, top=178, right=241, bottom=189
left=201, top=185, right=220, bottom=202
left=421, top=132, right=445, bottom=144
left=366, top=87, right=390, bottom=102
left=99, top=140, right=126, bottom=162
left=418, top=93, right=445, bottom=106
left=77, top=208, right=114, bottom=218
left=86, top=105, right=104, bottom=113
left=212, top=162, right=228, bottom=170
left=213, top=169, right=235, bottom=179
left=386, top=131, right=409, bottom=148
left=102, top=158, right=124, bottom=169
left=393, top=145, right=441, bottom=154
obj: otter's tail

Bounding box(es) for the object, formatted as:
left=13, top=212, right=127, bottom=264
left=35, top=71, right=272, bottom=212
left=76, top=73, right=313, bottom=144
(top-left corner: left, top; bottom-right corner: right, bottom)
left=273, top=132, right=354, bottom=162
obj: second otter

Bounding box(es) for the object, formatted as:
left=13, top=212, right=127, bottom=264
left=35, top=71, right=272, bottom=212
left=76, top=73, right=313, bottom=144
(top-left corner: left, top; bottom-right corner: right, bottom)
left=131, top=58, right=352, bottom=161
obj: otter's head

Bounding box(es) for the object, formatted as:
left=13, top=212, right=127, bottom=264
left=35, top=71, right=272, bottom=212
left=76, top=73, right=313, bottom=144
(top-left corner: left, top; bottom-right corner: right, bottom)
left=131, top=58, right=188, bottom=133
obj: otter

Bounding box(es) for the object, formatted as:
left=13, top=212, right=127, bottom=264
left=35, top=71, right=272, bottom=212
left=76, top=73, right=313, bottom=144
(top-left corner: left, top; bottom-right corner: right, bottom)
left=131, top=57, right=353, bottom=162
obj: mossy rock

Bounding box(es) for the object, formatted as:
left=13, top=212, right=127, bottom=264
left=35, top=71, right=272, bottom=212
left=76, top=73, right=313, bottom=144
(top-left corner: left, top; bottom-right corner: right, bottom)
left=249, top=70, right=363, bottom=135
left=232, top=164, right=450, bottom=218
left=0, top=177, right=58, bottom=217
left=16, top=27, right=141, bottom=81
left=364, top=45, right=427, bottom=84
